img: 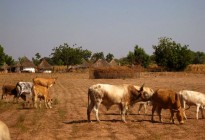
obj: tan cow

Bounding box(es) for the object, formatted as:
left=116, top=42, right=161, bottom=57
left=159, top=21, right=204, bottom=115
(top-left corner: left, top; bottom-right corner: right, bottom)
left=0, top=120, right=10, bottom=140
left=87, top=84, right=146, bottom=123
left=151, top=89, right=184, bottom=124
left=32, top=84, right=53, bottom=109
left=33, top=77, right=57, bottom=88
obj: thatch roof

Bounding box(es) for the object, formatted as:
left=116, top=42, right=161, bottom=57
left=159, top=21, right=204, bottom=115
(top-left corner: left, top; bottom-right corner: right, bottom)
left=109, top=59, right=119, bottom=67
left=38, top=59, right=52, bottom=70
left=92, top=59, right=110, bottom=68
left=20, top=57, right=36, bottom=67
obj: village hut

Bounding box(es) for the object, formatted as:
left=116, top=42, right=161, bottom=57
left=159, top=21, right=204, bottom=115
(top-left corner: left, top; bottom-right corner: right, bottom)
left=38, top=59, right=53, bottom=73
left=20, top=57, right=36, bottom=73
left=109, top=59, right=119, bottom=67
left=0, top=63, right=8, bottom=73
left=92, top=59, right=110, bottom=68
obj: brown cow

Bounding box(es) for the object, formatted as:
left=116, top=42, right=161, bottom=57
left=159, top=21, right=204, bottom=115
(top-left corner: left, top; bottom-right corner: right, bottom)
left=2, top=85, right=26, bottom=102
left=151, top=89, right=184, bottom=124
left=33, top=77, right=57, bottom=88
left=87, top=84, right=145, bottom=123
left=32, top=84, right=53, bottom=109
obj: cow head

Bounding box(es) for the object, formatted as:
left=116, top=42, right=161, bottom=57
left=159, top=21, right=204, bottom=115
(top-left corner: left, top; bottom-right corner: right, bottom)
left=138, top=84, right=153, bottom=101
left=172, top=107, right=184, bottom=124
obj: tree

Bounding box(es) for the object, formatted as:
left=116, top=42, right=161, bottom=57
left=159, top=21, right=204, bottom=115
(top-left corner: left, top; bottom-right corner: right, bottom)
left=0, top=45, right=14, bottom=66
left=192, top=51, right=205, bottom=64
left=153, top=37, right=193, bottom=71
left=126, top=45, right=150, bottom=68
left=32, top=53, right=41, bottom=66
left=50, top=43, right=92, bottom=69
left=91, top=52, right=105, bottom=62
left=133, top=45, right=150, bottom=68
left=0, top=45, right=5, bottom=66
left=106, top=53, right=114, bottom=62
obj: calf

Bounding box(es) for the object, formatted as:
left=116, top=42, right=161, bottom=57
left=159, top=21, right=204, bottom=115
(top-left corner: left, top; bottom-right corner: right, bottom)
left=179, top=90, right=205, bottom=119
left=151, top=89, right=184, bottom=124
left=0, top=120, right=11, bottom=140
left=33, top=77, right=57, bottom=88
left=87, top=84, right=146, bottom=123
left=32, top=84, right=52, bottom=109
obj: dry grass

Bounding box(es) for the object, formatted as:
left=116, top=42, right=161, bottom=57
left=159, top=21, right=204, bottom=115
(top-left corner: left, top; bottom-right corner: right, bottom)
left=89, top=66, right=135, bottom=79
left=185, top=64, right=205, bottom=74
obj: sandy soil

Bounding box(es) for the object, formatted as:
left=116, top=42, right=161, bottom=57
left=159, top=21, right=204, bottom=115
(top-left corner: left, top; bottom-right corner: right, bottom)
left=0, top=72, right=205, bottom=140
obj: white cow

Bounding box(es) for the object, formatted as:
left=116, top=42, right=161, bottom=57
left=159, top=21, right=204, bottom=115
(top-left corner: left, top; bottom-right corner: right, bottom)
left=87, top=84, right=152, bottom=123
left=179, top=90, right=205, bottom=119
left=0, top=121, right=11, bottom=140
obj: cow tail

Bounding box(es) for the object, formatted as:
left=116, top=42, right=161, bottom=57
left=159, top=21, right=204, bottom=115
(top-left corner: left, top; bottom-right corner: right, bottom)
left=88, top=88, right=91, bottom=108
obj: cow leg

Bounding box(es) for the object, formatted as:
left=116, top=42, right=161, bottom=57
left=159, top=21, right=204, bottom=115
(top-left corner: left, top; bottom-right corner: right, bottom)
left=182, top=100, right=187, bottom=120
left=151, top=104, right=157, bottom=122
left=200, top=106, right=204, bottom=119
left=170, top=110, right=175, bottom=124
left=138, top=104, right=143, bottom=114
left=120, top=103, right=128, bottom=123
left=87, top=102, right=95, bottom=122
left=144, top=103, right=147, bottom=114
left=196, top=104, right=200, bottom=119
left=34, top=95, right=38, bottom=109
left=93, top=100, right=101, bottom=122
left=157, top=107, right=162, bottom=123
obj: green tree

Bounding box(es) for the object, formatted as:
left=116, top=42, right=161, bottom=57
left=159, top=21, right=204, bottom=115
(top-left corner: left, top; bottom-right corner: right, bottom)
left=91, top=52, right=105, bottom=62
left=126, top=51, right=135, bottom=65
left=133, top=45, right=150, bottom=68
left=0, top=45, right=14, bottom=66
left=106, top=53, right=114, bottom=62
left=50, top=43, right=92, bottom=69
left=153, top=37, right=193, bottom=71
left=126, top=45, right=150, bottom=68
left=32, top=53, right=41, bottom=66
left=192, top=51, right=205, bottom=64
left=0, top=45, right=5, bottom=66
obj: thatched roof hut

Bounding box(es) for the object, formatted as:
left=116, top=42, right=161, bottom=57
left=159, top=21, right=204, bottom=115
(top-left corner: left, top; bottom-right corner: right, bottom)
left=38, top=59, right=53, bottom=71
left=109, top=59, right=119, bottom=67
left=21, top=57, right=36, bottom=68
left=20, top=57, right=36, bottom=73
left=92, top=59, right=110, bottom=68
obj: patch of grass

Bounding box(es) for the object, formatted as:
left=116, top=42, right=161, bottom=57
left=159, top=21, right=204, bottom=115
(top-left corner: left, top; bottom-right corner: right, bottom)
left=16, top=114, right=28, bottom=132
left=53, top=98, right=59, bottom=105
left=58, top=108, right=66, bottom=120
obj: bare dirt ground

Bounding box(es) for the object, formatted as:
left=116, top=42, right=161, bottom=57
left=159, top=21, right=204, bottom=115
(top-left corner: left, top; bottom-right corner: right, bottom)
left=0, top=72, right=205, bottom=140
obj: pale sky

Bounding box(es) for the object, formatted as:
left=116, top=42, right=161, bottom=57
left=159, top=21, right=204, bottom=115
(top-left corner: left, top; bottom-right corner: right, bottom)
left=0, top=0, right=205, bottom=60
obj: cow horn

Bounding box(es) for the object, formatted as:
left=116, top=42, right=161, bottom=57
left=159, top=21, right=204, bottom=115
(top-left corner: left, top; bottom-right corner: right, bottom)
left=140, top=83, right=145, bottom=91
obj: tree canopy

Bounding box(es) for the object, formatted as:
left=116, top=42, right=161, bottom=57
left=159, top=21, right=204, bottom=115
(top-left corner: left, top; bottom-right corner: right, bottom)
left=0, top=45, right=14, bottom=66
left=50, top=43, right=92, bottom=67
left=153, top=37, right=193, bottom=71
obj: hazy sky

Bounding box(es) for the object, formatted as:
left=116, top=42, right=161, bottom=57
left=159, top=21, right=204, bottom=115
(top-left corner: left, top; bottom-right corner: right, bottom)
left=0, top=0, right=205, bottom=60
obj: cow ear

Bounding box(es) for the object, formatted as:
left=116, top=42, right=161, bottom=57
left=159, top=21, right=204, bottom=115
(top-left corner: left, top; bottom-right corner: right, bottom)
left=140, top=83, right=145, bottom=91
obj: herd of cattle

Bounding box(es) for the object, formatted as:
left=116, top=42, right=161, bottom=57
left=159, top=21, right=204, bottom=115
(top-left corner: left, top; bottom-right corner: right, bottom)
left=87, top=83, right=205, bottom=124
left=1, top=77, right=205, bottom=139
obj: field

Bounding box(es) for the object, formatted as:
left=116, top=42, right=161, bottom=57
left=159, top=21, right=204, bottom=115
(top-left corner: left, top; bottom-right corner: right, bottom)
left=0, top=72, right=205, bottom=140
